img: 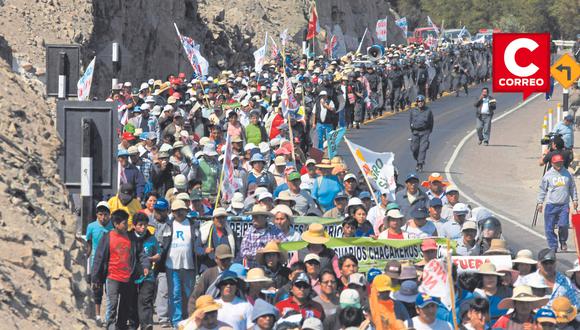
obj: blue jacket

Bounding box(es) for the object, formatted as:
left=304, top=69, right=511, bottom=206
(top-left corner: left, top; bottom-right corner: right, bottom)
left=122, top=164, right=146, bottom=199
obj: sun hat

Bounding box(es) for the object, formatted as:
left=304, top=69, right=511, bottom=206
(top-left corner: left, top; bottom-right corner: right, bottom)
left=461, top=221, right=478, bottom=232
left=386, top=209, right=404, bottom=219
left=477, top=262, right=504, bottom=276
left=513, top=249, right=537, bottom=265
left=271, top=204, right=293, bottom=220
left=245, top=268, right=273, bottom=283
left=393, top=280, right=419, bottom=303
left=498, top=285, right=549, bottom=310
left=194, top=295, right=222, bottom=315
left=251, top=299, right=279, bottom=323
left=373, top=274, right=394, bottom=292
left=552, top=296, right=577, bottom=323
left=304, top=253, right=321, bottom=264
left=173, top=174, right=188, bottom=190
left=535, top=308, right=557, bottom=325
left=203, top=143, right=218, bottom=156
left=421, top=172, right=449, bottom=188
left=301, top=223, right=330, bottom=244
left=256, top=241, right=287, bottom=265
left=175, top=192, right=190, bottom=201
left=248, top=204, right=273, bottom=217
left=213, top=244, right=234, bottom=259
left=483, top=239, right=511, bottom=255
left=526, top=274, right=549, bottom=289
left=259, top=142, right=270, bottom=153
left=249, top=153, right=266, bottom=164
left=231, top=192, right=245, bottom=209
left=398, top=265, right=418, bottom=280
left=416, top=293, right=440, bottom=308
left=171, top=199, right=188, bottom=211
left=213, top=207, right=228, bottom=218
left=315, top=159, right=334, bottom=169
left=274, top=156, right=286, bottom=166
left=339, top=289, right=361, bottom=309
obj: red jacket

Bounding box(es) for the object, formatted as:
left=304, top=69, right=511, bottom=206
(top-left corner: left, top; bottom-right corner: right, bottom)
left=275, top=296, right=326, bottom=320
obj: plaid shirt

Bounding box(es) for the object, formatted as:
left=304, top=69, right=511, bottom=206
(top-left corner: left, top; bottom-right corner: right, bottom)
left=137, top=157, right=153, bottom=183
left=241, top=223, right=286, bottom=268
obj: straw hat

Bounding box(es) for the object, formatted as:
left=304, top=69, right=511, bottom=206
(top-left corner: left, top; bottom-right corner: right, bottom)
left=497, top=285, right=549, bottom=309
left=315, top=159, right=335, bottom=169
left=301, top=223, right=330, bottom=244
left=245, top=268, right=273, bottom=283
left=248, top=204, right=273, bottom=217
left=477, top=262, right=504, bottom=276
left=256, top=241, right=287, bottom=265
left=194, top=295, right=222, bottom=315
left=513, top=249, right=537, bottom=265
left=483, top=239, right=511, bottom=255
left=552, top=296, right=578, bottom=323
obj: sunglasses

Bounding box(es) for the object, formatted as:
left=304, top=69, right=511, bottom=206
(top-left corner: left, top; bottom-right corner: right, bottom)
left=294, top=282, right=310, bottom=290
left=542, top=260, right=556, bottom=266
left=220, top=280, right=238, bottom=287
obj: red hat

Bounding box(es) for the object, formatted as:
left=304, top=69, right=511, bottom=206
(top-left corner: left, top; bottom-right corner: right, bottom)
left=122, top=132, right=136, bottom=141
left=172, top=92, right=182, bottom=100
left=551, top=154, right=564, bottom=163
left=421, top=239, right=438, bottom=252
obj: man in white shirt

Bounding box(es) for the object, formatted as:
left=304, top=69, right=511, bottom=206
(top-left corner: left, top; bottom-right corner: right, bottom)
left=412, top=294, right=453, bottom=329
left=300, top=159, right=318, bottom=192
left=474, top=87, right=496, bottom=146
left=215, top=271, right=253, bottom=330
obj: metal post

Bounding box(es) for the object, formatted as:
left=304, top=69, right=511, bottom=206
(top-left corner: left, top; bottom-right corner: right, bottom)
left=548, top=108, right=553, bottom=132
left=80, top=118, right=93, bottom=234
left=112, top=42, right=119, bottom=91
left=302, top=29, right=308, bottom=57
left=542, top=116, right=548, bottom=154
left=563, top=88, right=570, bottom=116
left=58, top=52, right=67, bottom=99
left=557, top=103, right=561, bottom=124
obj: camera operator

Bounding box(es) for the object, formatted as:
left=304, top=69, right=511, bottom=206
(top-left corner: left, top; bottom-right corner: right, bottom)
left=552, top=114, right=574, bottom=150
left=540, top=135, right=573, bottom=169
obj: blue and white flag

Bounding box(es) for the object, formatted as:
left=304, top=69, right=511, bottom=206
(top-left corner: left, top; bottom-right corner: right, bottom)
left=174, top=23, right=209, bottom=77
left=427, top=16, right=439, bottom=35
left=395, top=17, right=408, bottom=36
left=77, top=57, right=95, bottom=101
left=326, top=127, right=346, bottom=159
left=458, top=26, right=467, bottom=39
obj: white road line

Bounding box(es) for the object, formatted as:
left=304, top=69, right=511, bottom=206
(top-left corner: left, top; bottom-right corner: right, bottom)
left=444, top=93, right=546, bottom=239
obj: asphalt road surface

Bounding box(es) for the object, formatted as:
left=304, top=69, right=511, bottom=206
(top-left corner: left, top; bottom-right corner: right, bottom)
left=337, top=83, right=574, bottom=268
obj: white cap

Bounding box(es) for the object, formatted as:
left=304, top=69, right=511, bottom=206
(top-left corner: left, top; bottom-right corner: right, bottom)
left=140, top=82, right=149, bottom=91
left=453, top=202, right=469, bottom=214
left=461, top=221, right=477, bottom=232
left=231, top=192, right=245, bottom=209
left=244, top=143, right=257, bottom=152
left=343, top=173, right=357, bottom=182
left=304, top=253, right=321, bottom=263
left=319, top=90, right=328, bottom=96
left=254, top=187, right=268, bottom=197
left=163, top=104, right=173, bottom=112
left=302, top=318, right=323, bottom=330
left=145, top=95, right=156, bottom=103
left=123, top=81, right=132, bottom=87
left=96, top=201, right=110, bottom=211
left=140, top=103, right=151, bottom=111
left=446, top=185, right=459, bottom=193
left=257, top=192, right=273, bottom=201
left=347, top=197, right=363, bottom=207
left=259, top=142, right=270, bottom=153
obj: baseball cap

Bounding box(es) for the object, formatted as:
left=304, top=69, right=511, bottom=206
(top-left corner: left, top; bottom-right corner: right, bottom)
left=344, top=173, right=358, bottom=182
left=348, top=273, right=366, bottom=287
left=154, top=198, right=169, bottom=211
left=564, top=114, right=574, bottom=121
left=372, top=274, right=393, bottom=292
left=538, top=248, right=557, bottom=263
left=386, top=209, right=404, bottom=219
left=305, top=158, right=316, bottom=166
left=117, top=149, right=130, bottom=157
left=339, top=289, right=361, bottom=309
left=304, top=253, right=321, bottom=264
left=293, top=272, right=310, bottom=285
left=446, top=185, right=459, bottom=194
left=171, top=199, right=188, bottom=211
left=416, top=293, right=440, bottom=308
left=288, top=172, right=301, bottom=181
left=384, top=261, right=402, bottom=279
left=302, top=318, right=323, bottom=330
left=453, top=202, right=469, bottom=214
left=551, top=154, right=564, bottom=163
left=359, top=191, right=371, bottom=200
left=334, top=192, right=348, bottom=200
left=410, top=203, right=429, bottom=219
left=96, top=201, right=110, bottom=211
left=535, top=307, right=557, bottom=324
left=421, top=238, right=438, bottom=251
left=461, top=221, right=478, bottom=232
left=386, top=202, right=400, bottom=211
left=215, top=244, right=234, bottom=259
left=257, top=192, right=273, bottom=201
left=429, top=198, right=443, bottom=207
left=405, top=173, right=419, bottom=182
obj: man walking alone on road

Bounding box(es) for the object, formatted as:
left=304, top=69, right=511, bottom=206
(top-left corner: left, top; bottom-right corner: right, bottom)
left=537, top=154, right=578, bottom=252
left=474, top=87, right=496, bottom=146
left=409, top=95, right=433, bottom=172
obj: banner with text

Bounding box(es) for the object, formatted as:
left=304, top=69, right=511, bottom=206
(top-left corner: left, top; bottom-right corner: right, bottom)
left=326, top=127, right=346, bottom=159
left=453, top=255, right=513, bottom=274
left=419, top=259, right=452, bottom=309
left=376, top=17, right=388, bottom=42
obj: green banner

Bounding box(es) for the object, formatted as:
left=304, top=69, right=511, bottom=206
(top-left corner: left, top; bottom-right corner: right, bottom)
left=281, top=237, right=456, bottom=272
left=221, top=102, right=241, bottom=111
left=229, top=216, right=342, bottom=239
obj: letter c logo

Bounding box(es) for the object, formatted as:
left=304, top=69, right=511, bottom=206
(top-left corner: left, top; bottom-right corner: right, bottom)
left=504, top=38, right=539, bottom=77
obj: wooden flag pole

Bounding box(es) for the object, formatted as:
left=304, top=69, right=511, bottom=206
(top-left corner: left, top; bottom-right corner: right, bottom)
left=213, top=134, right=229, bottom=209
left=446, top=238, right=458, bottom=330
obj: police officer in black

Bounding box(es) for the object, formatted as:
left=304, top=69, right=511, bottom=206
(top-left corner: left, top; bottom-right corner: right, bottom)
left=388, top=64, right=404, bottom=112
left=365, top=65, right=381, bottom=119
left=409, top=95, right=434, bottom=172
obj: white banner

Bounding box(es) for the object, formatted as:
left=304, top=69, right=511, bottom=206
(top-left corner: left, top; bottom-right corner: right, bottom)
left=254, top=33, right=268, bottom=73
left=77, top=57, right=96, bottom=101
left=452, top=255, right=512, bottom=274
left=345, top=138, right=397, bottom=200
left=419, top=259, right=452, bottom=309
left=375, top=18, right=387, bottom=42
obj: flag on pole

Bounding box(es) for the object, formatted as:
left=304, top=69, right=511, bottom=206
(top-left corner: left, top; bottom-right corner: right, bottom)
left=306, top=3, right=319, bottom=40
left=281, top=75, right=301, bottom=118
left=269, top=36, right=279, bottom=59
left=457, top=26, right=467, bottom=40
left=174, top=23, right=209, bottom=76
left=419, top=259, right=453, bottom=309
left=326, top=127, right=346, bottom=159
left=395, top=17, right=408, bottom=36
left=375, top=17, right=388, bottom=42
left=427, top=16, right=440, bottom=35
left=344, top=138, right=397, bottom=200
left=280, top=28, right=290, bottom=46
left=324, top=35, right=337, bottom=58
left=77, top=56, right=96, bottom=101
left=220, top=135, right=239, bottom=202
left=253, top=33, right=268, bottom=73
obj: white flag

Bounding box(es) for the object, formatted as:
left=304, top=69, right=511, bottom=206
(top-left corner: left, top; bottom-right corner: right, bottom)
left=375, top=17, right=388, bottom=42
left=419, top=259, right=452, bottom=309
left=253, top=33, right=268, bottom=73
left=77, top=57, right=96, bottom=101
left=345, top=138, right=397, bottom=200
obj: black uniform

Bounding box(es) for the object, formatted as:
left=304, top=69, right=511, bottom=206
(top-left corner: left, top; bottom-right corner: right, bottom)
left=409, top=105, right=434, bottom=170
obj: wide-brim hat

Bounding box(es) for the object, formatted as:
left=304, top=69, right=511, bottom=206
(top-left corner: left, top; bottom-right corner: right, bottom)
left=552, top=296, right=578, bottom=323
left=194, top=295, right=222, bottom=315
left=301, top=223, right=330, bottom=244
left=421, top=172, right=449, bottom=188
left=315, top=159, right=335, bottom=169
left=248, top=204, right=273, bottom=217
left=513, top=249, right=537, bottom=265
left=256, top=241, right=287, bottom=265
left=477, top=262, right=504, bottom=276
left=498, top=285, right=549, bottom=310
left=245, top=268, right=273, bottom=283
left=483, top=239, right=511, bottom=255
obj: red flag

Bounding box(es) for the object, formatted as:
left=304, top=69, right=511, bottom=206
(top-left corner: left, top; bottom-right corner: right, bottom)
left=269, top=112, right=285, bottom=139
left=306, top=4, right=318, bottom=40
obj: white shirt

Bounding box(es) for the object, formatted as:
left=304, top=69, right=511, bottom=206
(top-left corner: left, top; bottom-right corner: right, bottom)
left=368, top=204, right=387, bottom=233
left=216, top=297, right=253, bottom=330
left=166, top=219, right=195, bottom=270
left=403, top=220, right=437, bottom=239
left=480, top=98, right=490, bottom=115
left=300, top=173, right=317, bottom=192
left=411, top=316, right=453, bottom=330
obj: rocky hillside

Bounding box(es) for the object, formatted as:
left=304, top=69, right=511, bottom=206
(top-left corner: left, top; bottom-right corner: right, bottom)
left=0, top=0, right=403, bottom=327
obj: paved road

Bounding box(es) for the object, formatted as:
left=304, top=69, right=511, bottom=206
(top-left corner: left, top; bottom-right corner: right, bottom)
left=337, top=82, right=572, bottom=266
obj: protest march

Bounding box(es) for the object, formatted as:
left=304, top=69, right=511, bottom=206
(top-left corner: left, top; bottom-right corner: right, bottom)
left=73, top=7, right=580, bottom=330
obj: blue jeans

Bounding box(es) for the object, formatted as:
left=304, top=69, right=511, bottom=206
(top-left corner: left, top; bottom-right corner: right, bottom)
left=316, top=123, right=333, bottom=149
left=338, top=110, right=346, bottom=128
left=166, top=268, right=195, bottom=326
left=544, top=203, right=570, bottom=250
